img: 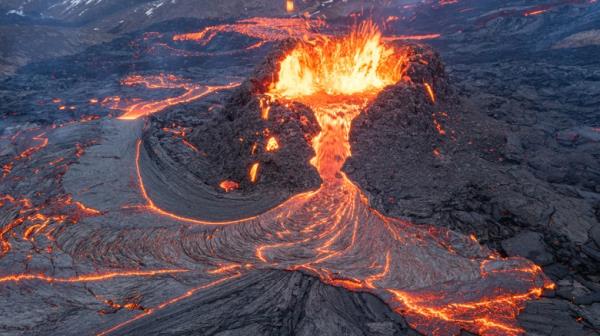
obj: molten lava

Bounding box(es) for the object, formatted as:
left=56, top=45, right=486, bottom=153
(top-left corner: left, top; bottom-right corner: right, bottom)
left=172, top=17, right=324, bottom=46
left=265, top=137, right=279, bottom=152
left=286, top=0, right=294, bottom=13
left=105, top=21, right=551, bottom=336
left=248, top=162, right=260, bottom=183
left=219, top=180, right=240, bottom=192
left=263, top=21, right=550, bottom=336
left=108, top=74, right=240, bottom=120
left=270, top=22, right=406, bottom=98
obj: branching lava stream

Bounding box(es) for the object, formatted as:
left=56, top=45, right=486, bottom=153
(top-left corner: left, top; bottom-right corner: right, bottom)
left=118, top=22, right=553, bottom=336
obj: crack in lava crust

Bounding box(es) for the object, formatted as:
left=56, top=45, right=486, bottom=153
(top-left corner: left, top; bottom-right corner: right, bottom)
left=128, top=22, right=552, bottom=336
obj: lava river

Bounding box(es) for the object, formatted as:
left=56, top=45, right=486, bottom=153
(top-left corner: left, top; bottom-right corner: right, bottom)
left=106, top=22, right=555, bottom=336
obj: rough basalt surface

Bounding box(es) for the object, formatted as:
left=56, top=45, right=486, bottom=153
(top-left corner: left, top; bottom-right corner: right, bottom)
left=347, top=44, right=598, bottom=274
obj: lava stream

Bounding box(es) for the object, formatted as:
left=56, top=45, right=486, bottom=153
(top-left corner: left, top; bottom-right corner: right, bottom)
left=107, top=74, right=240, bottom=120
left=0, top=269, right=188, bottom=283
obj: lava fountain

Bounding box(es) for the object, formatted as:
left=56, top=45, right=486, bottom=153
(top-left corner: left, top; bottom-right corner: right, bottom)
left=268, top=21, right=407, bottom=178
left=124, top=22, right=552, bottom=336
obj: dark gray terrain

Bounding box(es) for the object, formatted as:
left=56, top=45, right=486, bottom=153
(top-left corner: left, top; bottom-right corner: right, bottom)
left=0, top=0, right=599, bottom=335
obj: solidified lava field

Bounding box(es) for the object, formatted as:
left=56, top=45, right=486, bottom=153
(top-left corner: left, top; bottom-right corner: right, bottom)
left=1, top=1, right=600, bottom=336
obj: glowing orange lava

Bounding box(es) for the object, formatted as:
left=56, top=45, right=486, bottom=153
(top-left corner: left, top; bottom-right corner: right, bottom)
left=248, top=162, right=260, bottom=183
left=115, top=21, right=551, bottom=336
left=97, top=272, right=243, bottom=336
left=172, top=17, right=324, bottom=45
left=0, top=269, right=188, bottom=283
left=270, top=22, right=406, bottom=98
left=108, top=74, right=240, bottom=120
left=261, top=21, right=551, bottom=335
left=265, top=137, right=279, bottom=152
left=286, top=0, right=294, bottom=13
left=424, top=82, right=436, bottom=103
left=219, top=180, right=240, bottom=192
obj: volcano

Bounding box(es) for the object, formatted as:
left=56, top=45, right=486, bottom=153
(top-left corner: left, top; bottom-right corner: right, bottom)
left=1, top=1, right=600, bottom=336
left=106, top=23, right=552, bottom=336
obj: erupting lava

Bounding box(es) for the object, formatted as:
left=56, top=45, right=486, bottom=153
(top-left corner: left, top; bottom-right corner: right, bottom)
left=119, top=22, right=552, bottom=336
left=268, top=21, right=408, bottom=178
left=270, top=22, right=406, bottom=97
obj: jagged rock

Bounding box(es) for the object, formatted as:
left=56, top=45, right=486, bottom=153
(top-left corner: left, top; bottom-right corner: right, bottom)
left=519, top=299, right=589, bottom=336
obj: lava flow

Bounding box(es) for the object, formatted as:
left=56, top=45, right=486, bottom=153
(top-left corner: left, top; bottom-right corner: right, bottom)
left=260, top=22, right=552, bottom=335
left=106, top=74, right=240, bottom=120
left=121, top=21, right=552, bottom=336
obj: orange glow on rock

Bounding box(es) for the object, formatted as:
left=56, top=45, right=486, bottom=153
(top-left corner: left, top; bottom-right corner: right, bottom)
left=286, top=0, right=294, bottom=13
left=249, top=162, right=260, bottom=183
left=265, top=137, right=279, bottom=152
left=259, top=96, right=272, bottom=120
left=133, top=139, right=256, bottom=225
left=118, top=20, right=552, bottom=336
left=219, top=180, right=240, bottom=192
left=172, top=18, right=323, bottom=45
left=110, top=74, right=240, bottom=120
left=424, top=82, right=436, bottom=103
left=268, top=21, right=409, bottom=178
left=524, top=9, right=548, bottom=16
left=0, top=269, right=188, bottom=284
left=97, top=272, right=243, bottom=336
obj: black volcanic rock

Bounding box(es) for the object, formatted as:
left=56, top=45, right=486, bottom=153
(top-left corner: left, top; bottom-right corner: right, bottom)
left=345, top=41, right=600, bottom=334
left=188, top=42, right=321, bottom=193
left=134, top=42, right=322, bottom=221
left=149, top=42, right=321, bottom=197
left=345, top=42, right=599, bottom=279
